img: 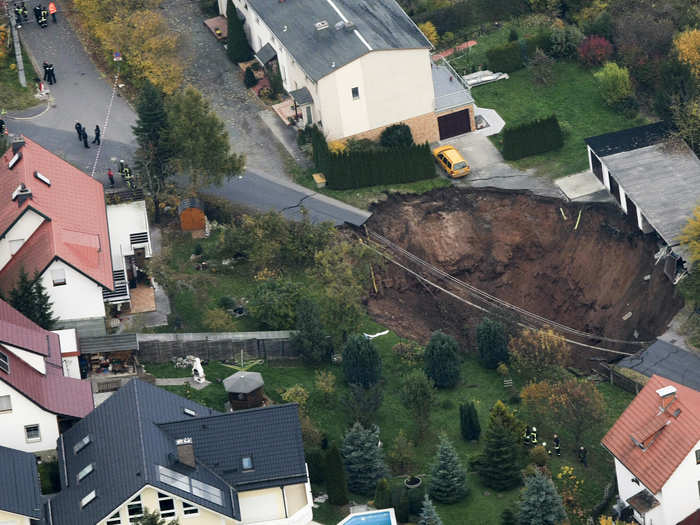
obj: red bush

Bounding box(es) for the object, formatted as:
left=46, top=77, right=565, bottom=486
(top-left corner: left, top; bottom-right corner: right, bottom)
left=578, top=35, right=614, bottom=66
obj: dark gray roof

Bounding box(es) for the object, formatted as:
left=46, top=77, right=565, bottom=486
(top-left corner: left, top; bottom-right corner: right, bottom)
left=247, top=0, right=431, bottom=81
left=223, top=371, right=264, bottom=393
left=432, top=63, right=474, bottom=112
left=585, top=122, right=670, bottom=157
left=0, top=446, right=42, bottom=519
left=79, top=334, right=138, bottom=354
left=290, top=87, right=313, bottom=106
left=158, top=404, right=307, bottom=492
left=255, top=43, right=277, bottom=64
left=177, top=198, right=203, bottom=214
left=617, top=340, right=700, bottom=391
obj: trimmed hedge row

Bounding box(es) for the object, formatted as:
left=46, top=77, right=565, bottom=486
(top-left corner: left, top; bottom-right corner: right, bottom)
left=502, top=115, right=564, bottom=160
left=414, top=0, right=529, bottom=35
left=486, top=33, right=553, bottom=73
left=310, top=127, right=434, bottom=190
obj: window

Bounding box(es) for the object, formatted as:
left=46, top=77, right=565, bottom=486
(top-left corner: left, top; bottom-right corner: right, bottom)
left=696, top=449, right=700, bottom=465
left=157, top=466, right=223, bottom=506
left=0, top=395, right=10, bottom=412
left=351, top=87, right=359, bottom=100
left=74, top=435, right=91, bottom=454
left=25, top=424, right=40, bottom=442
left=80, top=490, right=96, bottom=508
left=106, top=512, right=121, bottom=525
left=182, top=501, right=199, bottom=517
left=128, top=495, right=143, bottom=523
left=77, top=463, right=94, bottom=482
left=158, top=492, right=176, bottom=519
left=0, top=351, right=8, bottom=374
left=9, top=239, right=24, bottom=255
left=51, top=268, right=66, bottom=286
left=241, top=456, right=253, bottom=471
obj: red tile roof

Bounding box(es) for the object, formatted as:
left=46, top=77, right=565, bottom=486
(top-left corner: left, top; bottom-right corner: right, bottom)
left=601, top=375, right=700, bottom=494
left=0, top=138, right=113, bottom=294
left=679, top=509, right=700, bottom=525
left=0, top=299, right=93, bottom=418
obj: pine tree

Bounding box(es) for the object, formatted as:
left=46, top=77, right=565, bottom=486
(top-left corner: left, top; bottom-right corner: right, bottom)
left=501, top=508, right=518, bottom=525
left=226, top=0, right=252, bottom=63
left=342, top=334, right=381, bottom=388
left=460, top=401, right=481, bottom=441
left=428, top=434, right=468, bottom=503
left=341, top=423, right=387, bottom=495
left=477, top=318, right=509, bottom=369
left=396, top=489, right=410, bottom=523
left=325, top=443, right=349, bottom=505
left=476, top=401, right=522, bottom=491
left=374, top=478, right=392, bottom=509
left=417, top=495, right=443, bottom=525
left=519, top=472, right=567, bottom=525
left=9, top=269, right=56, bottom=329
left=423, top=331, right=460, bottom=388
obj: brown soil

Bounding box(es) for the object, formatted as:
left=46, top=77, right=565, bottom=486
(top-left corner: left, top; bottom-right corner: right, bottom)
left=366, top=188, right=683, bottom=365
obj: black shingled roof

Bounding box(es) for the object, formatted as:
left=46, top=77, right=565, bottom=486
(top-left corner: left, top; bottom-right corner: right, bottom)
left=617, top=340, right=700, bottom=391
left=0, top=445, right=42, bottom=519
left=584, top=122, right=671, bottom=157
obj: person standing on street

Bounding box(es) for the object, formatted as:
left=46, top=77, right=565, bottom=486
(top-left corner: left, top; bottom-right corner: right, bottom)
left=39, top=7, right=48, bottom=27
left=553, top=434, right=561, bottom=456
left=20, top=2, right=29, bottom=21
left=33, top=4, right=41, bottom=24
left=48, top=1, right=56, bottom=22
left=107, top=168, right=115, bottom=187
left=14, top=5, right=23, bottom=28
left=82, top=128, right=90, bottom=148
left=47, top=64, right=56, bottom=85
left=92, top=125, right=101, bottom=145
left=42, top=62, right=49, bottom=82
left=75, top=122, right=83, bottom=141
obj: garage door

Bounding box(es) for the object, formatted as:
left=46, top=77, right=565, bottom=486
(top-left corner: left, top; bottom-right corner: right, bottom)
left=437, top=109, right=471, bottom=140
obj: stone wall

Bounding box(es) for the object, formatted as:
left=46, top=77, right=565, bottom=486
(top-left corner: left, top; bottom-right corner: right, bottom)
left=343, top=111, right=441, bottom=144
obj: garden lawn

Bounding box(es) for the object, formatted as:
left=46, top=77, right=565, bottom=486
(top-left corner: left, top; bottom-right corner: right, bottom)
left=472, top=61, right=647, bottom=177
left=146, top=317, right=634, bottom=525
left=0, top=48, right=38, bottom=110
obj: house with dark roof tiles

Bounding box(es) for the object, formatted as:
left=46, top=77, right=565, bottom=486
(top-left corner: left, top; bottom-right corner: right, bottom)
left=0, top=445, right=43, bottom=525
left=49, top=379, right=313, bottom=525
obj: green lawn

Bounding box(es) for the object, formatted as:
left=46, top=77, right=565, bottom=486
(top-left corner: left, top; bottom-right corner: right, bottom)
left=472, top=61, right=648, bottom=177
left=0, top=48, right=38, bottom=111
left=146, top=316, right=633, bottom=524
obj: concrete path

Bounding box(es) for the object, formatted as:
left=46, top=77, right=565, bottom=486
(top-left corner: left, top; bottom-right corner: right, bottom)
left=473, top=106, right=505, bottom=136
left=7, top=17, right=137, bottom=187
left=555, top=170, right=616, bottom=203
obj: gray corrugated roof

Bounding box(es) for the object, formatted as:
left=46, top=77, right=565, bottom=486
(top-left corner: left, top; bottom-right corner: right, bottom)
left=290, top=87, right=313, bottom=106
left=79, top=334, right=138, bottom=354
left=223, top=371, right=264, bottom=393
left=158, top=403, right=307, bottom=492
left=255, top=42, right=277, bottom=64
left=247, top=0, right=431, bottom=81
left=432, top=63, right=474, bottom=112
left=596, top=141, right=700, bottom=247
left=177, top=198, right=203, bottom=214
left=0, top=446, right=42, bottom=519
left=617, top=340, right=700, bottom=391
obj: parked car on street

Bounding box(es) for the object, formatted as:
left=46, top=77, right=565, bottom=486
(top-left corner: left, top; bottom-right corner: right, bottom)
left=432, top=145, right=470, bottom=178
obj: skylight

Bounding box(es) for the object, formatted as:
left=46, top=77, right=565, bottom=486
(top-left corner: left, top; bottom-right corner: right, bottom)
left=80, top=490, right=96, bottom=508
left=74, top=435, right=91, bottom=454
left=8, top=152, right=21, bottom=170
left=78, top=463, right=94, bottom=482
left=183, top=408, right=197, bottom=417
left=34, top=171, right=51, bottom=186
left=158, top=465, right=223, bottom=506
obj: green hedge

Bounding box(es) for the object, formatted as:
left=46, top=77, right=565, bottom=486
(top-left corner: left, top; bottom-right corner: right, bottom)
left=311, top=126, right=434, bottom=190
left=501, top=115, right=564, bottom=160
left=486, top=33, right=553, bottom=74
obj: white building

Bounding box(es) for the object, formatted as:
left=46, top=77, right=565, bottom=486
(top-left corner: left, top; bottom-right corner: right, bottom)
left=0, top=299, right=93, bottom=454
left=601, top=374, right=700, bottom=525
left=220, top=0, right=475, bottom=142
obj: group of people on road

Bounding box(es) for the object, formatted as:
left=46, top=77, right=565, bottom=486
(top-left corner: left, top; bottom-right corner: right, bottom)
left=14, top=1, right=57, bottom=28
left=74, top=122, right=100, bottom=149
left=42, top=62, right=56, bottom=85
left=523, top=426, right=588, bottom=466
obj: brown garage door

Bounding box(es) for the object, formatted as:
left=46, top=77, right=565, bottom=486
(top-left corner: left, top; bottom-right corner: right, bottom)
left=437, top=109, right=471, bottom=140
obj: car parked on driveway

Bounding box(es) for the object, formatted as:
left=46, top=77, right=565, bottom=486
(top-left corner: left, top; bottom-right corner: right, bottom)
left=432, top=145, right=470, bottom=178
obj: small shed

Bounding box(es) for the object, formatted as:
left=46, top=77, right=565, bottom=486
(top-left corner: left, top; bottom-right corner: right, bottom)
left=177, top=198, right=206, bottom=232
left=223, top=371, right=265, bottom=410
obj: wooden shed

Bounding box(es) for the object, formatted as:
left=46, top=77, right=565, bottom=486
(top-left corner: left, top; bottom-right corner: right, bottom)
left=223, top=371, right=265, bottom=410
left=177, top=198, right=206, bottom=231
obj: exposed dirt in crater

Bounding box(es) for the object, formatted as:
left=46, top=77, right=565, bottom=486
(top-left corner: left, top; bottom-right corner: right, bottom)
left=366, top=188, right=683, bottom=366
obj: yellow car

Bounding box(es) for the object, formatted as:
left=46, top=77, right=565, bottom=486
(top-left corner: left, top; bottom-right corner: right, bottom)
left=432, top=145, right=470, bottom=178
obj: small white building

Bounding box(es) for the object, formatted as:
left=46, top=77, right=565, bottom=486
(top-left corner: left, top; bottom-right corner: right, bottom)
left=221, top=0, right=475, bottom=142
left=53, top=328, right=82, bottom=379
left=601, top=374, right=700, bottom=525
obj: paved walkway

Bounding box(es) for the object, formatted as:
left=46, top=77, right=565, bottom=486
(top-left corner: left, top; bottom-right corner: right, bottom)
left=7, top=16, right=137, bottom=187
left=556, top=170, right=616, bottom=203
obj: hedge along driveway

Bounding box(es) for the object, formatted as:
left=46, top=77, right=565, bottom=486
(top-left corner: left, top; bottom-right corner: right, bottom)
left=472, top=61, right=647, bottom=178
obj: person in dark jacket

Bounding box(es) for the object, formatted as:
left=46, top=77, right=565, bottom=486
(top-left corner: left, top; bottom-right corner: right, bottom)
left=92, top=125, right=101, bottom=145
left=75, top=122, right=83, bottom=141
left=82, top=127, right=90, bottom=148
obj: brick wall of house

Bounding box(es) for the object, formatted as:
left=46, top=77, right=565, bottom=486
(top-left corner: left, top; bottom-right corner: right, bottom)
left=436, top=104, right=477, bottom=135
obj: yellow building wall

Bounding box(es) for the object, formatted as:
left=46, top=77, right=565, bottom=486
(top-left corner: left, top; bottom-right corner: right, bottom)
left=283, top=484, right=307, bottom=516
left=0, top=509, right=31, bottom=525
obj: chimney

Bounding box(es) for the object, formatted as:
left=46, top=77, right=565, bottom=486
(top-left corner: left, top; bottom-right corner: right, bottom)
left=656, top=385, right=677, bottom=414
left=176, top=437, right=196, bottom=468
left=11, top=183, right=32, bottom=206
left=12, top=137, right=25, bottom=154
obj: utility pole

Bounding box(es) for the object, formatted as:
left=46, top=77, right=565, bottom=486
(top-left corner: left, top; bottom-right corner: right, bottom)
left=3, top=0, right=27, bottom=87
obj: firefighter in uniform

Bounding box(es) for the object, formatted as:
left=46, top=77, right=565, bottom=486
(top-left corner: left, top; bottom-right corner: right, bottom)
left=553, top=434, right=561, bottom=456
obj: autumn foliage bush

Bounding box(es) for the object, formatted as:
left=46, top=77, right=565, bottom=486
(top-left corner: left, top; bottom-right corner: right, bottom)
left=578, top=35, right=614, bottom=66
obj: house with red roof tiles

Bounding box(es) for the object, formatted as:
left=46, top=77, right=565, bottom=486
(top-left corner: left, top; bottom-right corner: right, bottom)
left=601, top=374, right=700, bottom=525
left=0, top=298, right=93, bottom=453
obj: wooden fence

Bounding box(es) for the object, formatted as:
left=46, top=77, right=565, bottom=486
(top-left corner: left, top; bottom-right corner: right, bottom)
left=594, top=361, right=644, bottom=394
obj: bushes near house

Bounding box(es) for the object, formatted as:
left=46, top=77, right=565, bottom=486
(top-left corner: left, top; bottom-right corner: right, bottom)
left=486, top=41, right=524, bottom=74
left=325, top=443, right=349, bottom=505
left=594, top=62, right=635, bottom=113
left=380, top=124, right=415, bottom=149
left=578, top=36, right=614, bottom=67
left=501, top=115, right=563, bottom=160
left=310, top=126, right=434, bottom=190
left=342, top=335, right=382, bottom=388
left=423, top=331, right=461, bottom=389
left=243, top=67, right=257, bottom=88
left=459, top=401, right=481, bottom=441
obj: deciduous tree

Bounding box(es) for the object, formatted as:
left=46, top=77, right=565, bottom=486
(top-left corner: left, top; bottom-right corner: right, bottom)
left=418, top=22, right=439, bottom=47
left=518, top=471, right=567, bottom=525
left=341, top=423, right=387, bottom=495
left=577, top=35, right=614, bottom=66
left=387, top=430, right=417, bottom=476
left=248, top=279, right=305, bottom=330
left=594, top=62, right=634, bottom=109
left=508, top=328, right=571, bottom=381
left=429, top=434, right=468, bottom=503
left=424, top=331, right=460, bottom=388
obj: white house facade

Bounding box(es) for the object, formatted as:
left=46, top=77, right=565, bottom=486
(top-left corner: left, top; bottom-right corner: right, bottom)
left=0, top=379, right=60, bottom=453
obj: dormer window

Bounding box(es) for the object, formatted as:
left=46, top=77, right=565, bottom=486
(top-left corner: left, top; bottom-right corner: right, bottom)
left=0, top=351, right=8, bottom=374
left=241, top=456, right=253, bottom=471
left=74, top=435, right=91, bottom=454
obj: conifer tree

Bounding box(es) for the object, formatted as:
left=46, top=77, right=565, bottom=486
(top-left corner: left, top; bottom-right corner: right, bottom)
left=325, top=443, right=348, bottom=505
left=9, top=269, right=56, bottom=329
left=374, top=478, right=392, bottom=509
left=423, top=331, right=460, bottom=388
left=460, top=401, right=481, bottom=441
left=342, top=335, right=381, bottom=388
left=476, top=400, right=522, bottom=490
left=428, top=434, right=468, bottom=503
left=290, top=298, right=332, bottom=364
left=395, top=489, right=410, bottom=523
left=341, top=423, right=387, bottom=495
left=501, top=508, right=518, bottom=525
left=417, top=495, right=443, bottom=525
left=226, top=0, right=252, bottom=63
left=518, top=472, right=567, bottom=525
left=477, top=318, right=509, bottom=369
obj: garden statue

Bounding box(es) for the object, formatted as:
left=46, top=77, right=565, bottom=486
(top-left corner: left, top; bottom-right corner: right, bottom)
left=192, top=357, right=206, bottom=384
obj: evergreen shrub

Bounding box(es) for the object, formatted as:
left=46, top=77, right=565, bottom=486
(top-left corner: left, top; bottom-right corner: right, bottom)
left=501, top=115, right=563, bottom=160
left=486, top=41, right=525, bottom=73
